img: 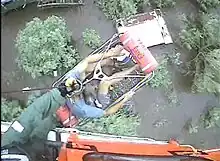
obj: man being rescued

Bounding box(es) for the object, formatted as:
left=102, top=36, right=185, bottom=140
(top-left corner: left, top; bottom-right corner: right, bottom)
left=63, top=45, right=139, bottom=119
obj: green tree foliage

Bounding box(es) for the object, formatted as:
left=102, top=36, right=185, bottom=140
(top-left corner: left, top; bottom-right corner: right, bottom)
left=193, top=49, right=220, bottom=94
left=147, top=56, right=172, bottom=89
left=189, top=106, right=220, bottom=133
left=180, top=14, right=220, bottom=54
left=1, top=98, right=24, bottom=122
left=179, top=23, right=201, bottom=51
left=147, top=56, right=180, bottom=106
left=180, top=13, right=220, bottom=94
left=96, top=0, right=150, bottom=21
left=1, top=92, right=44, bottom=122
left=77, top=109, right=140, bottom=136
left=135, top=0, right=150, bottom=11
left=16, top=16, right=80, bottom=78
left=202, top=107, right=220, bottom=129
left=82, top=28, right=103, bottom=49
left=197, top=0, right=220, bottom=12
left=150, top=0, right=176, bottom=8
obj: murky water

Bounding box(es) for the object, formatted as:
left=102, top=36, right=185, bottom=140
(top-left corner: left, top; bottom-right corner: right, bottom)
left=1, top=0, right=219, bottom=149
left=134, top=87, right=219, bottom=148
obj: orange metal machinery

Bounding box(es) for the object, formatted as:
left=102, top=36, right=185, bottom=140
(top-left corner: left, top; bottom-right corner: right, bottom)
left=1, top=122, right=220, bottom=161
left=57, top=131, right=220, bottom=161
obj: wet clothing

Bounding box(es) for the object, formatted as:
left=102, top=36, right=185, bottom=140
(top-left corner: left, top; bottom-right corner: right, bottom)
left=66, top=99, right=105, bottom=118
left=1, top=88, right=66, bottom=147
left=65, top=65, right=81, bottom=80
left=97, top=93, right=111, bottom=109
left=65, top=66, right=111, bottom=118
left=65, top=92, right=111, bottom=118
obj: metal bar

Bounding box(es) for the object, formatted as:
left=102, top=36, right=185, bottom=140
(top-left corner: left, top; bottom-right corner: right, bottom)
left=77, top=73, right=154, bottom=127
left=1, top=86, right=58, bottom=94
left=51, top=34, right=119, bottom=88
left=38, top=2, right=84, bottom=7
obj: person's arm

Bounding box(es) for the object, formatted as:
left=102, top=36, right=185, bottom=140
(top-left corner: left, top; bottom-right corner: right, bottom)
left=1, top=81, right=73, bottom=147
left=104, top=91, right=134, bottom=116
left=1, top=88, right=66, bottom=147
left=104, top=98, right=127, bottom=115
left=75, top=60, right=88, bottom=74
left=68, top=60, right=88, bottom=80
left=85, top=45, right=124, bottom=64
left=69, top=98, right=105, bottom=119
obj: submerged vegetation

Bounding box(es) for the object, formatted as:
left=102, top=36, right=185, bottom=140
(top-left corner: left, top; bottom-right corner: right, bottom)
left=147, top=55, right=180, bottom=106
left=196, top=0, right=220, bottom=12
left=77, top=109, right=140, bottom=136
left=180, top=13, right=220, bottom=95
left=96, top=0, right=177, bottom=21
left=82, top=28, right=103, bottom=49
left=189, top=106, right=220, bottom=134
left=1, top=98, right=24, bottom=122
left=150, top=0, right=176, bottom=8
left=202, top=106, right=220, bottom=129
left=96, top=0, right=150, bottom=21
left=1, top=91, right=43, bottom=122
left=179, top=4, right=220, bottom=135
left=147, top=56, right=172, bottom=90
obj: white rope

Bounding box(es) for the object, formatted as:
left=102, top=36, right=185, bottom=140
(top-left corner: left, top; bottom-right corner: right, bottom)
left=203, top=149, right=220, bottom=153
left=180, top=145, right=197, bottom=153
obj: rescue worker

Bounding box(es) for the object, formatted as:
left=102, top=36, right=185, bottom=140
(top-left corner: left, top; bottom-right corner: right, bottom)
left=1, top=78, right=135, bottom=161
left=64, top=45, right=139, bottom=119
left=1, top=83, right=77, bottom=161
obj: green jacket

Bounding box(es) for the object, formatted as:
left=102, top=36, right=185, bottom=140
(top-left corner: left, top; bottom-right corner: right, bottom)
left=2, top=88, right=66, bottom=147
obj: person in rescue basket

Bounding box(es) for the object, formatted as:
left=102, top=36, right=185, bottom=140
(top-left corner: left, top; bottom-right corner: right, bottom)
left=1, top=83, right=77, bottom=161
left=63, top=45, right=139, bottom=119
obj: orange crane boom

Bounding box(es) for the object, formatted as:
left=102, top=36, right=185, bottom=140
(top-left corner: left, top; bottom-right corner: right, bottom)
left=55, top=130, right=220, bottom=161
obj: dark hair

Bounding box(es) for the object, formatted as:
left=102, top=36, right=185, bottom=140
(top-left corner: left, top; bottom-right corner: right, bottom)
left=102, top=66, right=114, bottom=76
left=83, top=83, right=97, bottom=105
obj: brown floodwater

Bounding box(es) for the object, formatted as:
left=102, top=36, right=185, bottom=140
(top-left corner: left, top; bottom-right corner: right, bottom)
left=1, top=0, right=219, bottom=149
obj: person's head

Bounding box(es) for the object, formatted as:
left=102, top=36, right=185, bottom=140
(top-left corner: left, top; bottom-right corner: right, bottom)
left=83, top=82, right=97, bottom=105
left=102, top=66, right=114, bottom=76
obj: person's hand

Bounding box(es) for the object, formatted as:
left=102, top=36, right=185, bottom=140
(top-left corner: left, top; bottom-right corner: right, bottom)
left=65, top=77, right=77, bottom=88
left=123, top=91, right=135, bottom=102
left=58, top=77, right=77, bottom=97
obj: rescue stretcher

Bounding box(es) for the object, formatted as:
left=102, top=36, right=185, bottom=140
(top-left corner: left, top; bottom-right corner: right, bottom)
left=52, top=33, right=152, bottom=127
left=52, top=9, right=173, bottom=127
